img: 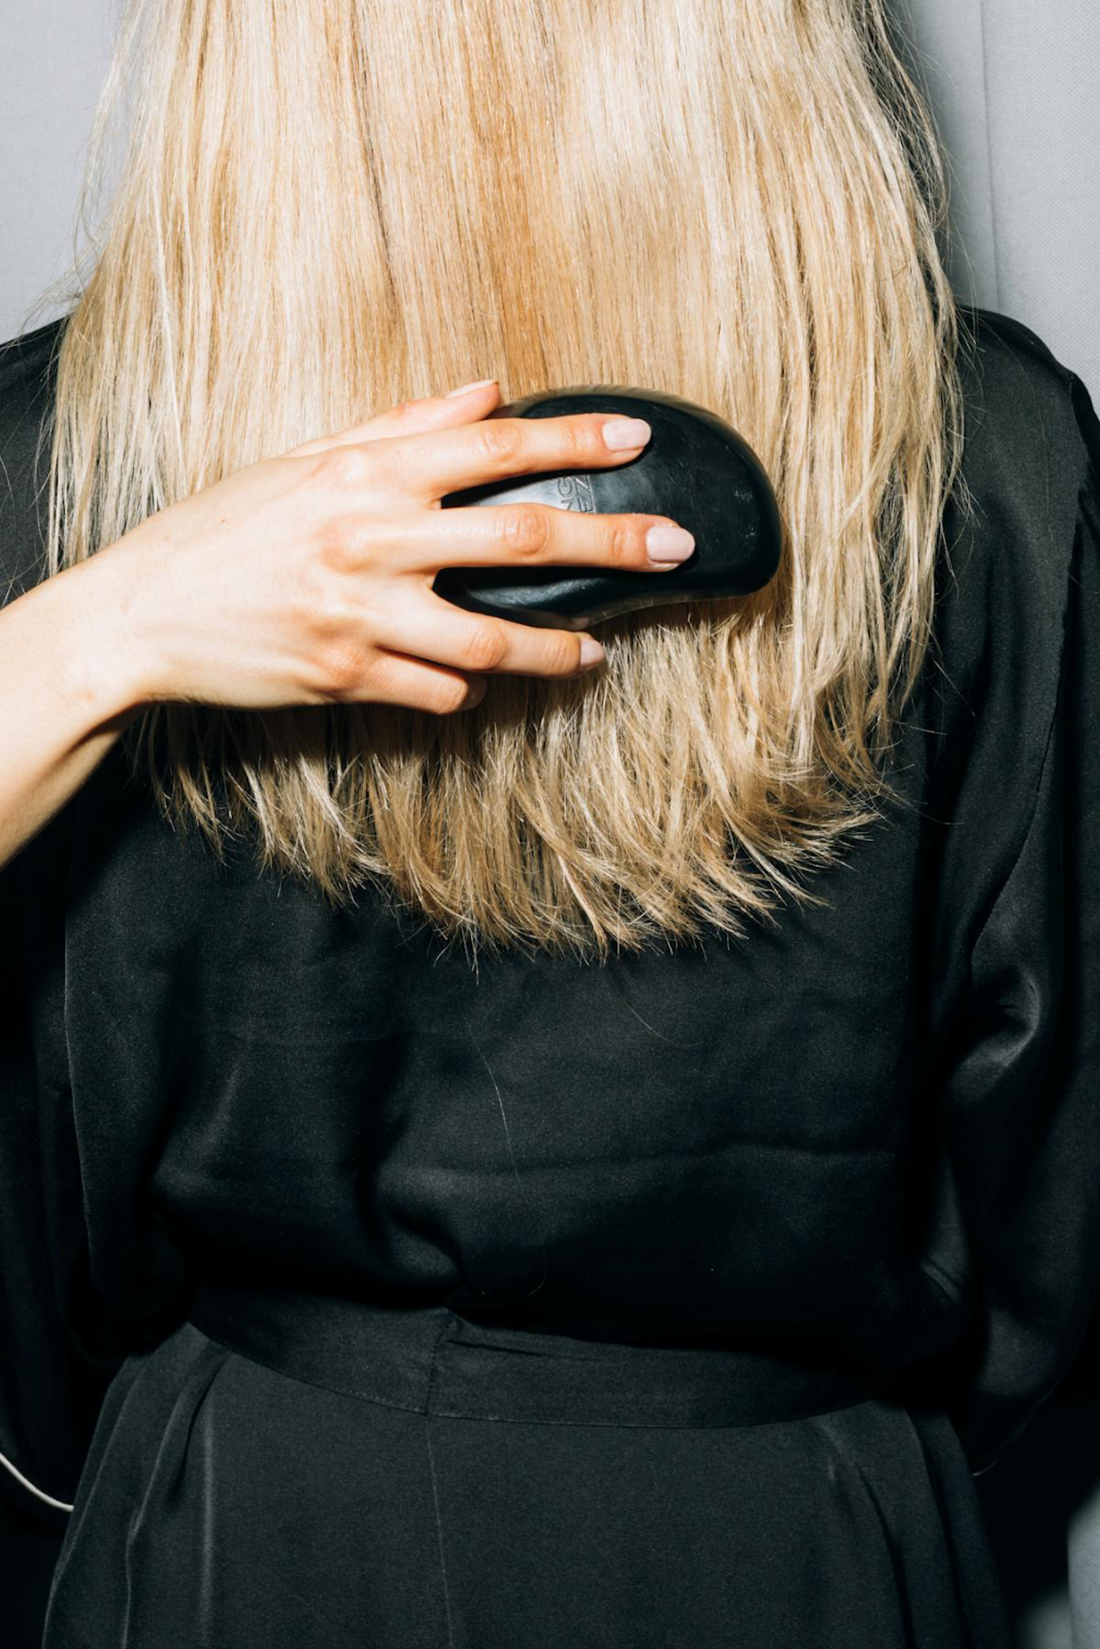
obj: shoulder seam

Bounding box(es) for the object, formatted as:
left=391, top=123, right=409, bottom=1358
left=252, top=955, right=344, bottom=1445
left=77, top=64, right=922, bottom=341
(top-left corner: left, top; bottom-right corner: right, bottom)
left=0, top=315, right=68, bottom=400
left=964, top=306, right=1079, bottom=391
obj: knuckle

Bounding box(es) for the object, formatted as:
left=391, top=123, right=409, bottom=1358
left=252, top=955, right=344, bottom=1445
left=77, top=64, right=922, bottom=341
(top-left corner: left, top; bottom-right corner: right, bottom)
left=473, top=420, right=522, bottom=468
left=291, top=551, right=359, bottom=637
left=312, top=520, right=361, bottom=577
left=313, top=638, right=374, bottom=699
left=461, top=622, right=509, bottom=672
left=315, top=444, right=369, bottom=490
left=604, top=518, right=633, bottom=568
left=560, top=417, right=599, bottom=467
left=497, top=503, right=550, bottom=560
left=430, top=673, right=481, bottom=715
left=554, top=632, right=585, bottom=674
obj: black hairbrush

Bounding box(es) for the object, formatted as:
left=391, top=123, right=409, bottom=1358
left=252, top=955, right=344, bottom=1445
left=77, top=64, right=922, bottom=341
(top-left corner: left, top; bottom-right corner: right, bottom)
left=434, top=386, right=783, bottom=631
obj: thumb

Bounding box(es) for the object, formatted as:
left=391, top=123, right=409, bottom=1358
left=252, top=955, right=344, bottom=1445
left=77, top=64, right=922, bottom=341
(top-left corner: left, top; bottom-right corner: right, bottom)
left=286, top=378, right=500, bottom=459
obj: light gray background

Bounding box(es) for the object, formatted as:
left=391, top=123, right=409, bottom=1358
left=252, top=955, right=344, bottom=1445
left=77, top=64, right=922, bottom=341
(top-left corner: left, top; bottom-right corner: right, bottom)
left=892, top=0, right=1099, bottom=399
left=2, top=4, right=1098, bottom=1648
left=0, top=3, right=118, bottom=340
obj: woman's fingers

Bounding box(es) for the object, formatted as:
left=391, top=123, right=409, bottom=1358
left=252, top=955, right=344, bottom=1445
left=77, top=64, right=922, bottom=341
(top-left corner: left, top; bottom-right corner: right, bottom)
left=369, top=590, right=607, bottom=681
left=347, top=649, right=492, bottom=715
left=285, top=379, right=501, bottom=460
left=358, top=501, right=696, bottom=575
left=352, top=411, right=654, bottom=504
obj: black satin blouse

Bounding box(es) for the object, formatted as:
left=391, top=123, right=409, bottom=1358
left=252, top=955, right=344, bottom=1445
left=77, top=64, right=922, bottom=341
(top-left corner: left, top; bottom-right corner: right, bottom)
left=2, top=304, right=1099, bottom=1528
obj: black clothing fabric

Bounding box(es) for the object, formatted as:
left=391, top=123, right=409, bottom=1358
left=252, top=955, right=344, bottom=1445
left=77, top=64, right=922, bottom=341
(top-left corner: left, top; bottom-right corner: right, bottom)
left=1, top=303, right=1099, bottom=1646
left=46, top=1306, right=1012, bottom=1648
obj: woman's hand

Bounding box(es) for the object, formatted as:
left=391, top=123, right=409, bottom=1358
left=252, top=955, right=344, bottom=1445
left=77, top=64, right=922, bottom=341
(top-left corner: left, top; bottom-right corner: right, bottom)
left=101, top=378, right=695, bottom=716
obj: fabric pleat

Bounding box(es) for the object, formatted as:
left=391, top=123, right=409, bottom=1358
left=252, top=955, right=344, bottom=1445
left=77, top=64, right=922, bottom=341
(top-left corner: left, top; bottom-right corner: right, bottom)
left=41, top=1321, right=1011, bottom=1649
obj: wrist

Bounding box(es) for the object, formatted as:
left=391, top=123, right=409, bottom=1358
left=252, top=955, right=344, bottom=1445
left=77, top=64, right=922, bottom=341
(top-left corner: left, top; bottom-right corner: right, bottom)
left=47, top=543, right=162, bottom=726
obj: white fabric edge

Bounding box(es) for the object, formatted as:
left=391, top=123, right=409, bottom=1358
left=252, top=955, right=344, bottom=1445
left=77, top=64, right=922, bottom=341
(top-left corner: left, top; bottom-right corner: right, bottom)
left=0, top=1447, right=73, bottom=1512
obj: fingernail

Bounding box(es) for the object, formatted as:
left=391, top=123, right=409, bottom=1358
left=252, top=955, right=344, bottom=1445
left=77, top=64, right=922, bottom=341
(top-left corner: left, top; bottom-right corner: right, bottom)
left=602, top=417, right=652, bottom=450
left=446, top=377, right=497, bottom=398
left=577, top=636, right=606, bottom=669
left=461, top=678, right=488, bottom=708
left=645, top=525, right=695, bottom=565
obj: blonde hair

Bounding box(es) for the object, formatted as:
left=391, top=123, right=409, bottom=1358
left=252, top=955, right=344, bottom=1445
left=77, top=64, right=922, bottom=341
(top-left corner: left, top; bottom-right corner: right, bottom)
left=29, top=0, right=972, bottom=964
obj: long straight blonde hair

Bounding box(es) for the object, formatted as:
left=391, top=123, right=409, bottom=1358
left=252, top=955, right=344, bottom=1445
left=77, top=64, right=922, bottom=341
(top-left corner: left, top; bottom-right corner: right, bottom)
left=30, top=0, right=971, bottom=964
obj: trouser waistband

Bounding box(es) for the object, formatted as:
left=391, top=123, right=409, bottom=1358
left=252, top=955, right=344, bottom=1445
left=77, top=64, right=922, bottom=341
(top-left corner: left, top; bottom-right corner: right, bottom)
left=187, top=1286, right=876, bottom=1428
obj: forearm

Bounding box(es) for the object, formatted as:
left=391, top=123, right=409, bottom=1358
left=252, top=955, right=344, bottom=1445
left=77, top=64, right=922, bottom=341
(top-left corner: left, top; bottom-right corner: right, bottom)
left=0, top=554, right=145, bottom=870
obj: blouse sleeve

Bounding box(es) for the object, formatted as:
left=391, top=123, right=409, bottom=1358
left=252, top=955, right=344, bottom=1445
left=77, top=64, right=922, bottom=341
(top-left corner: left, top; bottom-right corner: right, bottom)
left=0, top=318, right=129, bottom=1531
left=920, top=348, right=1100, bottom=1479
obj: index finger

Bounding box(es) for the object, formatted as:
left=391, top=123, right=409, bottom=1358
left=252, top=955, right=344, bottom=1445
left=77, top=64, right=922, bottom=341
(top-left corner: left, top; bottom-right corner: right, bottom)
left=285, top=379, right=502, bottom=459
left=364, top=412, right=653, bottom=504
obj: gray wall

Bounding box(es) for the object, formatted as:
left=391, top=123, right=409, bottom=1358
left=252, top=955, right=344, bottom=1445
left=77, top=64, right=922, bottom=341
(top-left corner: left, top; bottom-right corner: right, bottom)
left=892, top=0, right=1100, bottom=397
left=0, top=2, right=117, bottom=341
